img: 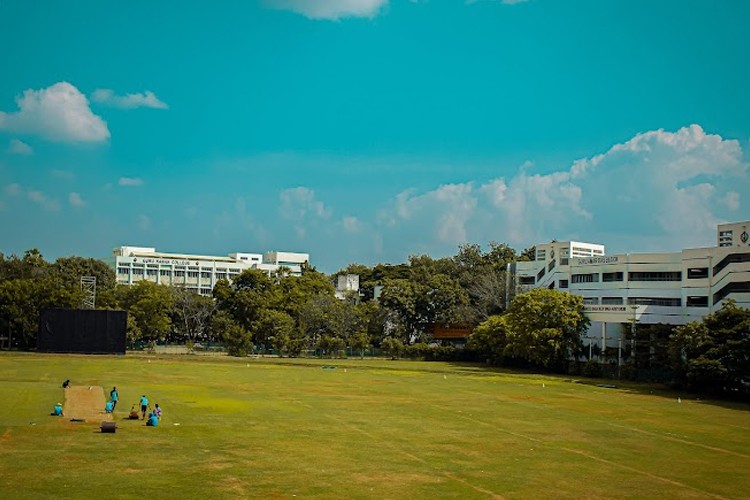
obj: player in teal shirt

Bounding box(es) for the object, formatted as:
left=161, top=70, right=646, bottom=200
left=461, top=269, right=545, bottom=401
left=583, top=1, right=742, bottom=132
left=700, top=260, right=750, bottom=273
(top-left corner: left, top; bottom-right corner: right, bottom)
left=146, top=412, right=159, bottom=427
left=140, top=395, right=149, bottom=420
left=52, top=403, right=63, bottom=416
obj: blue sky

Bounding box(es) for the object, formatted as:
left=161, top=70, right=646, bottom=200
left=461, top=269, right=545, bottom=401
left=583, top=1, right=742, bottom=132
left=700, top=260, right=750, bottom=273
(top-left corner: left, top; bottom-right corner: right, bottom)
left=1, top=0, right=748, bottom=272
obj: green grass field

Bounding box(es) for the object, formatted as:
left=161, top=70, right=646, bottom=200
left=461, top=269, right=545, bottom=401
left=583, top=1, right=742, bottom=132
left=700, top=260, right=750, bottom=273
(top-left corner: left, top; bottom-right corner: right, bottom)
left=0, top=352, right=748, bottom=499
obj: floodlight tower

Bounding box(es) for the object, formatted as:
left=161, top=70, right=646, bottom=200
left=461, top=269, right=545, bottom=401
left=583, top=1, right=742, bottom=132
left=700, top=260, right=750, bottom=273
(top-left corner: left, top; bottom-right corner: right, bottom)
left=80, top=276, right=96, bottom=309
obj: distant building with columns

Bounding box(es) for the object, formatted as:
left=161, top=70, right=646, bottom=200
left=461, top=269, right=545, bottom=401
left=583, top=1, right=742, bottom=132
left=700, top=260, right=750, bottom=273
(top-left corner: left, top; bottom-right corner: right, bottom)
left=113, top=246, right=310, bottom=296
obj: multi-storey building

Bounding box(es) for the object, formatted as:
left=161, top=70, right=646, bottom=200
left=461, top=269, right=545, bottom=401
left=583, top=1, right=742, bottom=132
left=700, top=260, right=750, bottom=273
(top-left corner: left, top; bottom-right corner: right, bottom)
left=113, top=246, right=310, bottom=296
left=510, top=221, right=750, bottom=349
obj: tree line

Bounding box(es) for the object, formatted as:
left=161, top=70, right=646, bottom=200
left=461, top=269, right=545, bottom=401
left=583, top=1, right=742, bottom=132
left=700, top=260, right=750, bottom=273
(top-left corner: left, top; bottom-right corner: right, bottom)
left=1, top=246, right=747, bottom=396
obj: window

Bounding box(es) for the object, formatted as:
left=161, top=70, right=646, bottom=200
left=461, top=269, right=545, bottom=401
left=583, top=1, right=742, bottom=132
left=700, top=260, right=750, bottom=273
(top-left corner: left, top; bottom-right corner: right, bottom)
left=537, top=268, right=546, bottom=280
left=548, top=260, right=556, bottom=271
left=146, top=269, right=157, bottom=276
left=602, top=272, right=623, bottom=282
left=216, top=273, right=227, bottom=280
left=687, top=267, right=709, bottom=279
left=583, top=297, right=599, bottom=305
left=713, top=281, right=750, bottom=305
left=602, top=297, right=623, bottom=305
left=201, top=272, right=211, bottom=278
left=132, top=268, right=144, bottom=275
left=174, top=270, right=185, bottom=277
left=188, top=271, right=199, bottom=278
left=627, top=297, right=681, bottom=307
left=117, top=267, right=129, bottom=274
left=559, top=279, right=568, bottom=289
left=686, top=296, right=708, bottom=307
left=628, top=271, right=681, bottom=282
left=713, top=252, right=750, bottom=275
left=159, top=270, right=171, bottom=276
left=536, top=250, right=546, bottom=261
left=572, top=273, right=598, bottom=283
left=560, top=258, right=569, bottom=266
left=519, top=276, right=535, bottom=285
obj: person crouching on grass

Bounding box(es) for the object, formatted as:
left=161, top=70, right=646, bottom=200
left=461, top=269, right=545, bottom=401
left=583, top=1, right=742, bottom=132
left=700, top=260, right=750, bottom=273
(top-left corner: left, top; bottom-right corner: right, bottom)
left=146, top=412, right=159, bottom=427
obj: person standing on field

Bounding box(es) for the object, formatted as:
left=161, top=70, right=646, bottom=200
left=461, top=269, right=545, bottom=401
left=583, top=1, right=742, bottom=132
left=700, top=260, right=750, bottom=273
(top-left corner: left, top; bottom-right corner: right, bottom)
left=110, top=387, right=119, bottom=409
left=140, top=394, right=149, bottom=420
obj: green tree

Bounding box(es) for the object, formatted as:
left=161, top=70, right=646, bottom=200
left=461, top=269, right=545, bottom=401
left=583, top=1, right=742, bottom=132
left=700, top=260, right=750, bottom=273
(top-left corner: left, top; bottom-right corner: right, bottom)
left=669, top=300, right=750, bottom=394
left=467, top=315, right=510, bottom=365
left=212, top=310, right=252, bottom=356
left=116, top=281, right=175, bottom=342
left=51, top=256, right=117, bottom=308
left=0, top=275, right=80, bottom=349
left=172, top=287, right=216, bottom=343
left=503, top=288, right=588, bottom=371
left=349, top=331, right=371, bottom=358
left=381, top=336, right=405, bottom=359
left=257, top=308, right=295, bottom=355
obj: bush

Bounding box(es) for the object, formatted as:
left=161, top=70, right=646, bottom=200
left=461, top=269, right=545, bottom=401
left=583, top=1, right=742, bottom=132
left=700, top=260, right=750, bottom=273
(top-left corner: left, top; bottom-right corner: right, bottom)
left=582, top=359, right=602, bottom=378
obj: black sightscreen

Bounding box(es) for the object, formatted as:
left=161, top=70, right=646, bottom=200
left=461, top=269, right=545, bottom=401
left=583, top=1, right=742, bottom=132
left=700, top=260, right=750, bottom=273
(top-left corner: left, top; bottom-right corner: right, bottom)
left=37, top=308, right=127, bottom=354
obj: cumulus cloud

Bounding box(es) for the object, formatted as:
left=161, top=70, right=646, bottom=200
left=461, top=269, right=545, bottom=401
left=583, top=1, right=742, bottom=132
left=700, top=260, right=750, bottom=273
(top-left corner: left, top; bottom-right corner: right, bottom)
left=7, top=139, right=33, bottom=155
left=265, top=0, right=388, bottom=20
left=374, top=124, right=748, bottom=257
left=27, top=190, right=60, bottom=211
left=280, top=187, right=331, bottom=238
left=342, top=216, right=362, bottom=233
left=4, top=183, right=21, bottom=196
left=0, top=82, right=109, bottom=143
left=91, top=89, right=168, bottom=109
left=377, top=183, right=478, bottom=248
left=68, top=192, right=86, bottom=208
left=118, top=177, right=144, bottom=187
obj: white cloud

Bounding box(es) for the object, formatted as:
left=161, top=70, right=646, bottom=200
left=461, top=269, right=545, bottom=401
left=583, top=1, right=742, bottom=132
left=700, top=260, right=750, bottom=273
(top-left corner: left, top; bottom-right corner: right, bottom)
left=7, top=139, right=33, bottom=155
left=378, top=182, right=478, bottom=246
left=265, top=0, right=388, bottom=20
left=373, top=124, right=748, bottom=257
left=4, top=183, right=21, bottom=196
left=118, top=177, right=144, bottom=187
left=721, top=191, right=740, bottom=211
left=280, top=187, right=331, bottom=239
left=27, top=190, right=60, bottom=211
left=342, top=216, right=361, bottom=233
left=68, top=192, right=86, bottom=208
left=91, top=89, right=168, bottom=110
left=0, top=82, right=109, bottom=143
left=51, top=169, right=74, bottom=180
left=280, top=187, right=331, bottom=219
left=137, top=214, right=151, bottom=231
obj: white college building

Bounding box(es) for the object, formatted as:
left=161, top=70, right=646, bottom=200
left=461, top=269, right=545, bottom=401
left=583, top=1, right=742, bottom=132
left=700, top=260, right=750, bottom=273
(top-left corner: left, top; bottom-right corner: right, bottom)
left=113, top=246, right=310, bottom=296
left=510, top=221, right=750, bottom=349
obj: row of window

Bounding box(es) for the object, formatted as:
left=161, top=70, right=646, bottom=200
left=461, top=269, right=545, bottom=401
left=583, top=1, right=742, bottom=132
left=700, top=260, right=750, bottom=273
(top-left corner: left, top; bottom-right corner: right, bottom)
left=121, top=269, right=239, bottom=279
left=583, top=296, right=702, bottom=307
left=569, top=271, right=682, bottom=284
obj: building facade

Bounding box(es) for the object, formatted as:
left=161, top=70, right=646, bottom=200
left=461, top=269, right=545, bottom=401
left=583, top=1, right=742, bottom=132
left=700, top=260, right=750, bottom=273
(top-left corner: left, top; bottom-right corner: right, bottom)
left=113, top=246, right=310, bottom=295
left=510, top=221, right=750, bottom=349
